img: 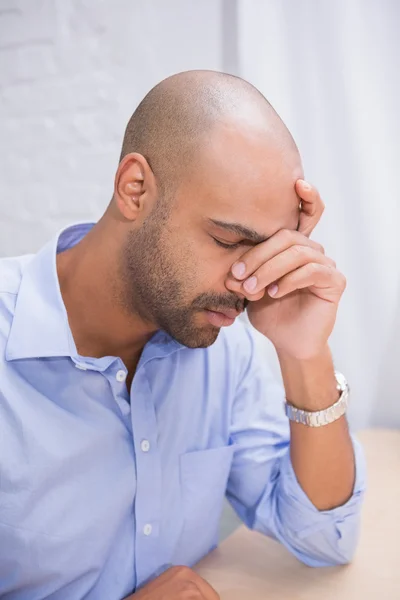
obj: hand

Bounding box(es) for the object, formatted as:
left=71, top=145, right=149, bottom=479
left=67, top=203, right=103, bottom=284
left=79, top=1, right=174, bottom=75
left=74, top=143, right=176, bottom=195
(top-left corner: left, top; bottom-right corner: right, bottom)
left=227, top=180, right=346, bottom=360
left=128, top=566, right=220, bottom=599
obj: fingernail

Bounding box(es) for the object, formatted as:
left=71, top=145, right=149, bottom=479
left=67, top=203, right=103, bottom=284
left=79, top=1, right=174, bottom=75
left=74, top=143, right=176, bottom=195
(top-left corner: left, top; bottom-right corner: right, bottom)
left=232, top=262, right=246, bottom=278
left=244, top=276, right=257, bottom=292
left=268, top=284, right=278, bottom=297
left=302, top=181, right=311, bottom=191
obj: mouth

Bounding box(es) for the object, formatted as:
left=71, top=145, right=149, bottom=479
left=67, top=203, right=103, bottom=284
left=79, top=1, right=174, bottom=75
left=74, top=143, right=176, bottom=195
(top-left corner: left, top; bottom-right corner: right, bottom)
left=203, top=307, right=241, bottom=328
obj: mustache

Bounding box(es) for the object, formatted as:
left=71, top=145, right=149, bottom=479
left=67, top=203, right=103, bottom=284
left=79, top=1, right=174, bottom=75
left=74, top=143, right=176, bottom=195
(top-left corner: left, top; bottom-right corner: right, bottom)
left=192, top=292, right=248, bottom=313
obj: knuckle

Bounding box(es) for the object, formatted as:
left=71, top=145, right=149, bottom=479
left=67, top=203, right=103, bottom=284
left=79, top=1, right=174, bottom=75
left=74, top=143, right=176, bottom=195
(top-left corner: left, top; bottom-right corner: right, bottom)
left=172, top=565, right=194, bottom=579
left=290, top=244, right=310, bottom=259
left=324, top=256, right=337, bottom=269
left=289, top=244, right=301, bottom=258
left=339, top=273, right=347, bottom=290
left=280, top=228, right=295, bottom=245
left=255, top=263, right=271, bottom=281
left=181, top=581, right=201, bottom=596
left=308, top=262, right=320, bottom=274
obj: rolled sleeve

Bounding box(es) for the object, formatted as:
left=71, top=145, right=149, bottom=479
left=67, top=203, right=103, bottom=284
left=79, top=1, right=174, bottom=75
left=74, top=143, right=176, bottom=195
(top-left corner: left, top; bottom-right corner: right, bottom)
left=226, top=323, right=366, bottom=568
left=252, top=435, right=366, bottom=567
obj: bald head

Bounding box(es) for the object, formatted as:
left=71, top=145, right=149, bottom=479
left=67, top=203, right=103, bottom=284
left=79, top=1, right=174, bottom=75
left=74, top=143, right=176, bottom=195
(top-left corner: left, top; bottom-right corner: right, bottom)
left=108, top=71, right=303, bottom=348
left=120, top=70, right=298, bottom=196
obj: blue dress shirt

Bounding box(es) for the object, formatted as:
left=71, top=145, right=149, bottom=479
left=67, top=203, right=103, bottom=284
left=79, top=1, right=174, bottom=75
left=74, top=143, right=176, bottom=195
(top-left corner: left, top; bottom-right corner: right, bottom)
left=0, top=224, right=365, bottom=600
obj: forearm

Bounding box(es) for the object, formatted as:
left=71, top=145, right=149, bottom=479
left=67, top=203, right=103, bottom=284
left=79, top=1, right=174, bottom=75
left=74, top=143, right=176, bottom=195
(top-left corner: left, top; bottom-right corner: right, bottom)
left=278, top=345, right=355, bottom=511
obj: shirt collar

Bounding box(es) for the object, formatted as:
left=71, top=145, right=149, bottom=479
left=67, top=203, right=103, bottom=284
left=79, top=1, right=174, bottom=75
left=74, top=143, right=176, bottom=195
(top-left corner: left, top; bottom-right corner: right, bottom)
left=6, top=223, right=94, bottom=361
left=5, top=222, right=185, bottom=362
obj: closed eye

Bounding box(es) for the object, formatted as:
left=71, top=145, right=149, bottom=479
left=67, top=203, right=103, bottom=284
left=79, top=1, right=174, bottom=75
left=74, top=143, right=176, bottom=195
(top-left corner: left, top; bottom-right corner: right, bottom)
left=212, top=237, right=242, bottom=250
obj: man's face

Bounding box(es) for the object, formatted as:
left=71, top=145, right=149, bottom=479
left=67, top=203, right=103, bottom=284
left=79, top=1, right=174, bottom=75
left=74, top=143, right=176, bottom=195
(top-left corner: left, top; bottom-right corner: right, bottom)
left=122, top=121, right=303, bottom=348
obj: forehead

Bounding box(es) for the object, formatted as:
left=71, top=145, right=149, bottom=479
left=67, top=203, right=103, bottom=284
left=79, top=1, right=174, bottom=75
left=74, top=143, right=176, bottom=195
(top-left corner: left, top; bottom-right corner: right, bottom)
left=177, top=119, right=303, bottom=236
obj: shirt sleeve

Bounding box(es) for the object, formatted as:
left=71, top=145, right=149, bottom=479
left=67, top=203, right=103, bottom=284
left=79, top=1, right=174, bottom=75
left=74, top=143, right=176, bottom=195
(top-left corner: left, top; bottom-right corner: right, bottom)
left=226, top=324, right=366, bottom=567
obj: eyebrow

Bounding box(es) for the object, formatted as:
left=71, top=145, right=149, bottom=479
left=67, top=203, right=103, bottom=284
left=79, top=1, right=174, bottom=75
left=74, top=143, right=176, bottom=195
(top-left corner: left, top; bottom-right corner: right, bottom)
left=208, top=219, right=270, bottom=244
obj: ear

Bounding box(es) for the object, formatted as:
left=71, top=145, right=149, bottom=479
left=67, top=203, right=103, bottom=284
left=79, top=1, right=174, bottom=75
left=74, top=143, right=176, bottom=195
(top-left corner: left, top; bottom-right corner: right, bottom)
left=113, top=152, right=157, bottom=221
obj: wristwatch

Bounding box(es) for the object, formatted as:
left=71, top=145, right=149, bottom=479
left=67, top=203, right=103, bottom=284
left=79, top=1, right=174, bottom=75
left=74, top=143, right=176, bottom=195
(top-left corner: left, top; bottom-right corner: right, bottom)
left=285, top=371, right=349, bottom=427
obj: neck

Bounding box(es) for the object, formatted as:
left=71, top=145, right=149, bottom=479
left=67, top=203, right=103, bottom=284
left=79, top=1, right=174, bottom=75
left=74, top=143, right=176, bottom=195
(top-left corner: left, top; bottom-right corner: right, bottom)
left=56, top=218, right=157, bottom=364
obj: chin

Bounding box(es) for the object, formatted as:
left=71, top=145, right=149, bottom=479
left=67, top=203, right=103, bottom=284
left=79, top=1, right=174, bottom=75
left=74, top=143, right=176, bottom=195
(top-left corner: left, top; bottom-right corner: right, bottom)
left=171, top=324, right=220, bottom=349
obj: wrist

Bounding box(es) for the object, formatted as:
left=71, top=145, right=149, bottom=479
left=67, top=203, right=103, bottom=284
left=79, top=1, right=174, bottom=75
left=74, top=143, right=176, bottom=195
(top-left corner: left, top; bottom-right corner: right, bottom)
left=277, top=345, right=339, bottom=411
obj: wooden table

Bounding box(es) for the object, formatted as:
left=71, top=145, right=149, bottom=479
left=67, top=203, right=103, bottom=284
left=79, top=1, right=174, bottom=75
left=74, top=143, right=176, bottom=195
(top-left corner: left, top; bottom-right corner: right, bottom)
left=196, top=430, right=400, bottom=599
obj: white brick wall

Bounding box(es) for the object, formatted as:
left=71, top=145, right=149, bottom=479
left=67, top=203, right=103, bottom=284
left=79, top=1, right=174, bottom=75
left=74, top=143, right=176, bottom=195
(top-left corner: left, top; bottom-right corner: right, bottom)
left=0, top=0, right=224, bottom=256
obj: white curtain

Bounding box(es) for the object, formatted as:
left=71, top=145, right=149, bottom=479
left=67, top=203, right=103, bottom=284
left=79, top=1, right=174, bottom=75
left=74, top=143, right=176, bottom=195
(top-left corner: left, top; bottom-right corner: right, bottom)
left=235, top=0, right=400, bottom=429
left=1, top=0, right=398, bottom=428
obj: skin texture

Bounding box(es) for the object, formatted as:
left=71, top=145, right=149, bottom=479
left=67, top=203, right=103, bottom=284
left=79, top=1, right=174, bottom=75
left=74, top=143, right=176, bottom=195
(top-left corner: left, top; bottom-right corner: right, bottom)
left=56, top=71, right=356, bottom=597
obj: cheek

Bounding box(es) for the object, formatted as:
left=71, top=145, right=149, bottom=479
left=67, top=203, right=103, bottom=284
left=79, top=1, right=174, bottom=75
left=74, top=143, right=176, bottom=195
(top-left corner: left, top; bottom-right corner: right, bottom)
left=197, top=262, right=234, bottom=296
left=197, top=245, right=243, bottom=292
left=167, top=238, right=202, bottom=292
left=171, top=232, right=236, bottom=294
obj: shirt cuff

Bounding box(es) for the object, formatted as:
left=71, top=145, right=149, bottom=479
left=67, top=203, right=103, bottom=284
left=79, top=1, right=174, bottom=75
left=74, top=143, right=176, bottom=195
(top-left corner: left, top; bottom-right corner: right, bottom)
left=278, top=433, right=366, bottom=539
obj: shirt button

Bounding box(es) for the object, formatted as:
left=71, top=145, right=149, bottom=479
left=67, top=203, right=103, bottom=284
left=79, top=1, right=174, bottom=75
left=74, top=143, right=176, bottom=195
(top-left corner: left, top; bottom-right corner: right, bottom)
left=141, top=440, right=150, bottom=453
left=116, top=370, right=126, bottom=382
left=143, top=524, right=152, bottom=536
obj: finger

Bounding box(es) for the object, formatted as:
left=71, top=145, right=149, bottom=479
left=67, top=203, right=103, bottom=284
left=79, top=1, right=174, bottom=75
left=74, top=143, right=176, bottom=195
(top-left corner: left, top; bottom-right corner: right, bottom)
left=295, top=179, right=325, bottom=237
left=188, top=571, right=220, bottom=600
left=231, top=229, right=325, bottom=282
left=225, top=276, right=266, bottom=302
left=268, top=263, right=346, bottom=301
left=241, top=246, right=336, bottom=296
left=167, top=566, right=220, bottom=599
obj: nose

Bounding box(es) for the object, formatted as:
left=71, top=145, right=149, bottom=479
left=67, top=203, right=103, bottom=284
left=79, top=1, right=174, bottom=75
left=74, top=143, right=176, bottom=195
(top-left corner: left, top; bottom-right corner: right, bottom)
left=225, top=273, right=246, bottom=298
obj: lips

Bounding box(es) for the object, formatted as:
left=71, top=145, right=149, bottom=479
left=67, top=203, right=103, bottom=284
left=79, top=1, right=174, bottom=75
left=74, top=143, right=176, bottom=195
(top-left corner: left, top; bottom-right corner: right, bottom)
left=203, top=307, right=242, bottom=328
left=212, top=308, right=241, bottom=319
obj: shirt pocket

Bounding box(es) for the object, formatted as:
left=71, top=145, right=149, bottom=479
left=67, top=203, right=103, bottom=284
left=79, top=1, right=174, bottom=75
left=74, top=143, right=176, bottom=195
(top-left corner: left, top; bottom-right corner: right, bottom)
left=176, top=443, right=235, bottom=566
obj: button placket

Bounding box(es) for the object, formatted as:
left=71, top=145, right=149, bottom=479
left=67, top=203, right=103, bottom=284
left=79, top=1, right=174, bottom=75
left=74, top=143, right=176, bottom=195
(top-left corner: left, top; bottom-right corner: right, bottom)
left=130, top=367, right=162, bottom=584
left=104, top=363, right=131, bottom=421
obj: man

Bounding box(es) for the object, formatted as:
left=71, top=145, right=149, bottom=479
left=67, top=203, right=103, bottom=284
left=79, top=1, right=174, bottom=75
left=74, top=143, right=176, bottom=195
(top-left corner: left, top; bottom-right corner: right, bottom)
left=0, top=71, right=364, bottom=600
